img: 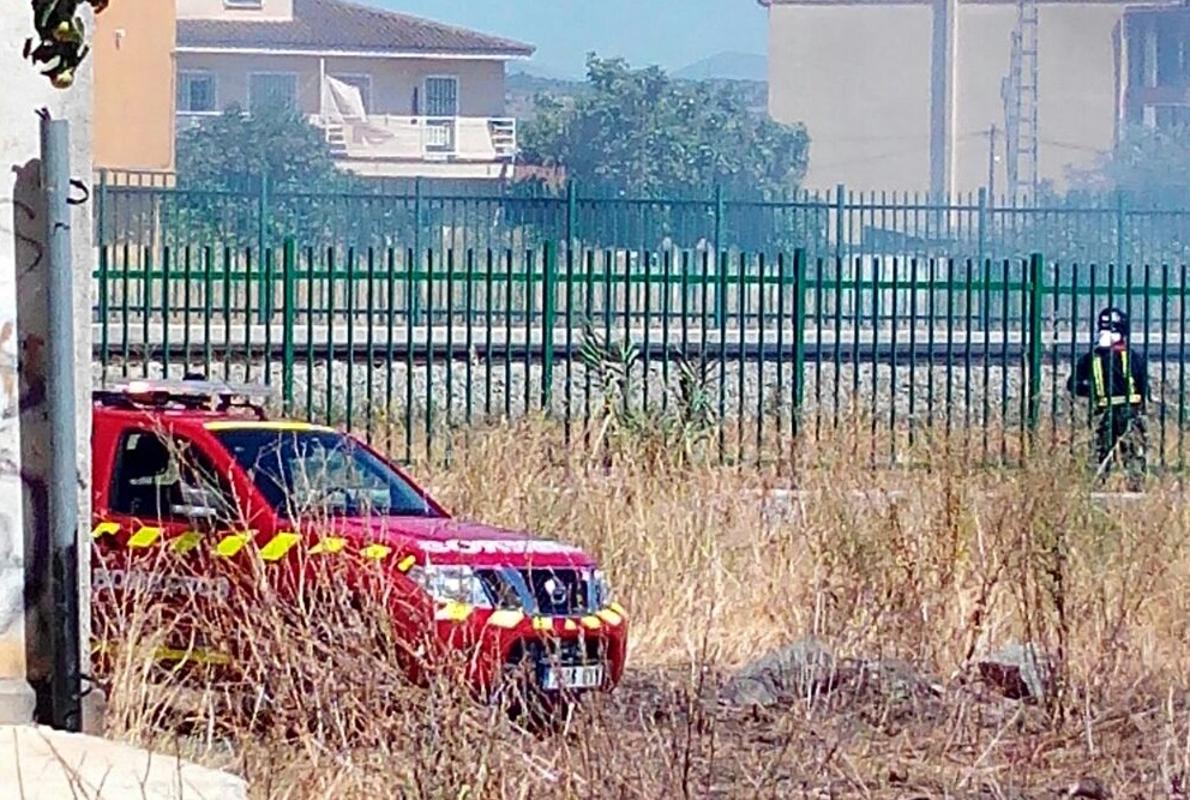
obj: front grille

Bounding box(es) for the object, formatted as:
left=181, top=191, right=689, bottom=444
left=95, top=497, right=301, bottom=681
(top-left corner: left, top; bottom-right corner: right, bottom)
left=477, top=568, right=591, bottom=616
left=508, top=637, right=606, bottom=670
left=523, top=568, right=588, bottom=616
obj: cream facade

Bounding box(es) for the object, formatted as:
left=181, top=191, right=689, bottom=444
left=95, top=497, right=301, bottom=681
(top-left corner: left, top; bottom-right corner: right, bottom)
left=179, top=0, right=294, bottom=21
left=176, top=54, right=507, bottom=119
left=765, top=0, right=1178, bottom=195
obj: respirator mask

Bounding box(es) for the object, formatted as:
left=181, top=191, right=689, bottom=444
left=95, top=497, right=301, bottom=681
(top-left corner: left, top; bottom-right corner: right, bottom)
left=1096, top=308, right=1127, bottom=351
left=1097, top=329, right=1122, bottom=350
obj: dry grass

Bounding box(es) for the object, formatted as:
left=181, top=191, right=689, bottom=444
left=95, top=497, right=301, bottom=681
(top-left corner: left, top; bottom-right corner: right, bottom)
left=96, top=420, right=1190, bottom=799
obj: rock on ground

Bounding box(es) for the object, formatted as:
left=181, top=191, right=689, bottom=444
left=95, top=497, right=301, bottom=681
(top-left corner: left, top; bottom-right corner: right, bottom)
left=0, top=725, right=245, bottom=800
left=978, top=642, right=1051, bottom=700
left=720, top=637, right=838, bottom=707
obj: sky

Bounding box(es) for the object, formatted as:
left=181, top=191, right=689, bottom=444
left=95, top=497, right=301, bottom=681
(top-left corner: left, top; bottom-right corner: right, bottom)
left=373, top=0, right=768, bottom=78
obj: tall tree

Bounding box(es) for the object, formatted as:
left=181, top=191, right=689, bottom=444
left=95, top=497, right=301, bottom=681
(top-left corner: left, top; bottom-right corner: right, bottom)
left=1099, top=125, right=1190, bottom=207
left=171, top=103, right=366, bottom=247
left=519, top=55, right=810, bottom=200
left=176, top=102, right=344, bottom=192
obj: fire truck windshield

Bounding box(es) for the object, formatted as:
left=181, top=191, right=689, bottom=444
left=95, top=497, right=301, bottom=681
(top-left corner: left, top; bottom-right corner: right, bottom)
left=214, top=428, right=440, bottom=519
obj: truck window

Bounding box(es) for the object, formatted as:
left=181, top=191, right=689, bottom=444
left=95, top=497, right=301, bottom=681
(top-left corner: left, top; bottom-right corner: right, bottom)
left=109, top=430, right=236, bottom=523
left=213, top=428, right=438, bottom=520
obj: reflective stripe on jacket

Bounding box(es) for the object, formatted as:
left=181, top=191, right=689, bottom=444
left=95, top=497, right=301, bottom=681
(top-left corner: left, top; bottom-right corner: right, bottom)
left=1091, top=350, right=1142, bottom=408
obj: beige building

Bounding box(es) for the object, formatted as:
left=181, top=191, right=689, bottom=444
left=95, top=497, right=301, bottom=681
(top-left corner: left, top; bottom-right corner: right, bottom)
left=176, top=0, right=533, bottom=179
left=93, top=0, right=177, bottom=175
left=763, top=0, right=1182, bottom=196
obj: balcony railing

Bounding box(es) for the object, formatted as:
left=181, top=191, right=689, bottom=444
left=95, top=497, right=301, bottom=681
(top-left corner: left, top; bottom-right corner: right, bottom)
left=310, top=115, right=517, bottom=163
left=175, top=109, right=223, bottom=133
left=177, top=112, right=517, bottom=165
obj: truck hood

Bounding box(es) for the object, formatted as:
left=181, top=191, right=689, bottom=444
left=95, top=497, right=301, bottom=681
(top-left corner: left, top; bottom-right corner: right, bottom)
left=316, top=515, right=596, bottom=569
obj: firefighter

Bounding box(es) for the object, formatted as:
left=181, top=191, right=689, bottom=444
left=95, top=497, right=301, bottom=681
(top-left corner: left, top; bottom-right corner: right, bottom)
left=1067, top=307, right=1149, bottom=488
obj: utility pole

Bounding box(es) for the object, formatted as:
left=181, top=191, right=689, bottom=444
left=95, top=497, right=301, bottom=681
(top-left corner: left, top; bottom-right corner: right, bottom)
left=42, top=114, right=83, bottom=732
left=929, top=0, right=958, bottom=203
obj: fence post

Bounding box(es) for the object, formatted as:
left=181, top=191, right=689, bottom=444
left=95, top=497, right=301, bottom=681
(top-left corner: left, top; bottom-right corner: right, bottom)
left=282, top=236, right=297, bottom=414
left=256, top=172, right=270, bottom=323
left=413, top=177, right=423, bottom=325
left=96, top=168, right=108, bottom=249
left=833, top=183, right=846, bottom=261
left=833, top=185, right=848, bottom=326
left=792, top=247, right=808, bottom=435
left=1027, top=252, right=1045, bottom=434
left=713, top=185, right=725, bottom=328
left=1115, top=190, right=1127, bottom=273
left=96, top=168, right=110, bottom=373
left=977, top=187, right=989, bottom=328
left=566, top=179, right=578, bottom=253
left=541, top=240, right=557, bottom=413
left=976, top=187, right=988, bottom=264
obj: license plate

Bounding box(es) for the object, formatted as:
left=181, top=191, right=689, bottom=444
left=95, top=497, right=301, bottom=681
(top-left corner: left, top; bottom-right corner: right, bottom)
left=541, top=664, right=604, bottom=691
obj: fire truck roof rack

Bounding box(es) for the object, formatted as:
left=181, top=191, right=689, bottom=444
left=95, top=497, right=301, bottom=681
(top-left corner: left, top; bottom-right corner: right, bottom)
left=93, top=377, right=275, bottom=418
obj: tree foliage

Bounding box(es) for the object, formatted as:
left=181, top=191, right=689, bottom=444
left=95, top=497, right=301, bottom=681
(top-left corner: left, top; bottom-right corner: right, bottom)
left=519, top=55, right=811, bottom=200
left=1069, top=125, right=1190, bottom=207
left=176, top=103, right=344, bottom=192
left=170, top=103, right=371, bottom=247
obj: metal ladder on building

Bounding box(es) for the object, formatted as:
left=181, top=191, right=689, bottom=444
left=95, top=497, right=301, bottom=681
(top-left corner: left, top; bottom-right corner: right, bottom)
left=1002, top=0, right=1039, bottom=202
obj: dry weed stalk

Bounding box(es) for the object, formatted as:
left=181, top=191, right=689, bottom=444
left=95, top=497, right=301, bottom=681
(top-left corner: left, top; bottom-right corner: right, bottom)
left=94, top=419, right=1188, bottom=798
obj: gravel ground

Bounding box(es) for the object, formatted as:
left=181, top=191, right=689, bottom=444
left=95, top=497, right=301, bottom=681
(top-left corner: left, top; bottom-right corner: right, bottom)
left=94, top=355, right=1190, bottom=442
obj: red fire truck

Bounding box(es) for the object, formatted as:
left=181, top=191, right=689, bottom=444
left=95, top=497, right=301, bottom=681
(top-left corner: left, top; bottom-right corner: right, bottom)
left=89, top=379, right=627, bottom=701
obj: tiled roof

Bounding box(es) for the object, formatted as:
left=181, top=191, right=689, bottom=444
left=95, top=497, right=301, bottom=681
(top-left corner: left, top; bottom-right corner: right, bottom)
left=178, top=0, right=535, bottom=56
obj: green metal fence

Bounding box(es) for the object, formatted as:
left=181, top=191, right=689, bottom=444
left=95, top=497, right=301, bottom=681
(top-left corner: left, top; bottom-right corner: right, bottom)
left=93, top=238, right=1190, bottom=471
left=95, top=174, right=1190, bottom=268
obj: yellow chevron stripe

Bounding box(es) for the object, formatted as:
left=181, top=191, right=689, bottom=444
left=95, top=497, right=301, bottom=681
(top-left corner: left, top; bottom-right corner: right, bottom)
left=563, top=619, right=579, bottom=632
left=609, top=601, right=626, bottom=617
left=580, top=615, right=603, bottom=630
left=434, top=602, right=472, bottom=622
left=309, top=536, right=347, bottom=555
left=171, top=531, right=204, bottom=554
left=91, top=521, right=120, bottom=539
left=127, top=526, right=162, bottom=549
left=259, top=532, right=301, bottom=562
left=361, top=543, right=392, bottom=561
left=215, top=532, right=252, bottom=558
left=596, top=608, right=623, bottom=627
left=532, top=617, right=553, bottom=632
left=487, top=610, right=525, bottom=629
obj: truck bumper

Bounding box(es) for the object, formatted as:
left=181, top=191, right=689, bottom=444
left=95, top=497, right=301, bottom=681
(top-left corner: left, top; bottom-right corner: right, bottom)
left=428, top=605, right=629, bottom=695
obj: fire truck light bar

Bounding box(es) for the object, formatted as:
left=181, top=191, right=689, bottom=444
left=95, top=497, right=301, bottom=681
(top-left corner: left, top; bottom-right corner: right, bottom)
left=99, top=378, right=276, bottom=402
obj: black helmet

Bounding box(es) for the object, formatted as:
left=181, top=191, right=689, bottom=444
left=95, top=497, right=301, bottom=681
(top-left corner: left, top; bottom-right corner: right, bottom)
left=1097, top=307, right=1129, bottom=338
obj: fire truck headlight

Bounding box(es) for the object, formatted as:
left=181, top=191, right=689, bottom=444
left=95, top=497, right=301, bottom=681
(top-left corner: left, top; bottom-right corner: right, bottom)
left=407, top=565, right=492, bottom=608
left=591, top=569, right=614, bottom=608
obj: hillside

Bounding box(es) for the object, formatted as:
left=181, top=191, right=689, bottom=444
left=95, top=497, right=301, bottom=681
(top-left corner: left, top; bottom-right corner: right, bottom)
left=674, top=51, right=767, bottom=82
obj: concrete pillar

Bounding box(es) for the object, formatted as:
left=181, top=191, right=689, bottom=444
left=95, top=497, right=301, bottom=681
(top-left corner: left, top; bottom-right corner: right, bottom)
left=0, top=7, right=94, bottom=725
left=929, top=0, right=958, bottom=201
left=1142, top=17, right=1159, bottom=128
